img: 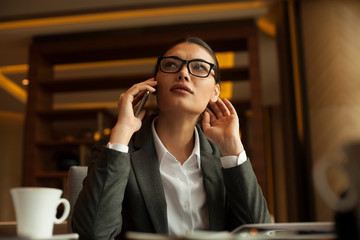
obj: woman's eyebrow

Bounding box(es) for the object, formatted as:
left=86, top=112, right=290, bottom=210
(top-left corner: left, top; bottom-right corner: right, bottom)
left=163, top=55, right=181, bottom=59
left=163, top=56, right=214, bottom=65
left=191, top=58, right=211, bottom=62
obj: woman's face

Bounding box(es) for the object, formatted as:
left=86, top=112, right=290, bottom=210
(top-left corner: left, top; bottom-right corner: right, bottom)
left=156, top=42, right=220, bottom=116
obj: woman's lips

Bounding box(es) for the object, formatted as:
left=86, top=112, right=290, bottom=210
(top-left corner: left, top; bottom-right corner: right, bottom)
left=170, top=84, right=193, bottom=94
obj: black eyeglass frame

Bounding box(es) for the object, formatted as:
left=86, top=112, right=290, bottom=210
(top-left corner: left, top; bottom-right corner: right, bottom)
left=157, top=56, right=216, bottom=78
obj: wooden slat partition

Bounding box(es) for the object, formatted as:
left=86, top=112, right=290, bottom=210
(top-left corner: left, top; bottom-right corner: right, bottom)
left=24, top=18, right=269, bottom=201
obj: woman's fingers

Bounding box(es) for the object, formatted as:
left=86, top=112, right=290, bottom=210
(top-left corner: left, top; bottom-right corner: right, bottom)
left=117, top=78, right=157, bottom=113
left=125, top=78, right=157, bottom=105
left=202, top=111, right=211, bottom=129
left=205, top=108, right=217, bottom=124
left=208, top=98, right=231, bottom=119
left=208, top=100, right=223, bottom=118
left=223, top=98, right=236, bottom=115
left=129, top=78, right=156, bottom=97
left=216, top=98, right=231, bottom=116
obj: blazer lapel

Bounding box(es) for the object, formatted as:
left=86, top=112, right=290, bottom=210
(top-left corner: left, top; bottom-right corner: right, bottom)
left=197, top=126, right=227, bottom=231
left=130, top=116, right=168, bottom=233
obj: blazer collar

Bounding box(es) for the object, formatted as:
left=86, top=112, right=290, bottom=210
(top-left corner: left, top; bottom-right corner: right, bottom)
left=197, top=125, right=227, bottom=231
left=131, top=115, right=168, bottom=233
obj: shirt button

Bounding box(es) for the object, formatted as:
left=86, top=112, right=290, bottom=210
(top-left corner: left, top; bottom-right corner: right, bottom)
left=184, top=201, right=189, bottom=209
left=178, top=175, right=186, bottom=182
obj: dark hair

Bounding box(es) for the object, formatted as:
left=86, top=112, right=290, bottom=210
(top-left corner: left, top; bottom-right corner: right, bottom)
left=154, top=37, right=221, bottom=83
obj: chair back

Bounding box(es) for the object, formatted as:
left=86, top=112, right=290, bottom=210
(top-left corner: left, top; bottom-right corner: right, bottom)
left=67, top=166, right=88, bottom=233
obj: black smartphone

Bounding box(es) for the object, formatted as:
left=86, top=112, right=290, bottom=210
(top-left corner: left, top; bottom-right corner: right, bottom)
left=134, top=90, right=150, bottom=117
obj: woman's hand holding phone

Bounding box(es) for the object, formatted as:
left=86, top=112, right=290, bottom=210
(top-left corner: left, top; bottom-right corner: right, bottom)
left=110, top=78, right=157, bottom=146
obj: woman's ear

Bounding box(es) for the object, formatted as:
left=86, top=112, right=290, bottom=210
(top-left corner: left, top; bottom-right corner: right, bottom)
left=211, top=83, right=220, bottom=102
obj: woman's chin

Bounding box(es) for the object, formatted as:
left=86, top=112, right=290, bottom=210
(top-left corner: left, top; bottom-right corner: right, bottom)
left=159, top=105, right=204, bottom=117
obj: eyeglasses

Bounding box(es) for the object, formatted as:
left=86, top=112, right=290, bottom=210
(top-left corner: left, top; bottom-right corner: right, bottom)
left=158, top=56, right=215, bottom=78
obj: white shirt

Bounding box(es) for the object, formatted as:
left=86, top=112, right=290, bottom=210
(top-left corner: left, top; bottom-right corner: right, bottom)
left=152, top=121, right=208, bottom=235
left=107, top=119, right=247, bottom=236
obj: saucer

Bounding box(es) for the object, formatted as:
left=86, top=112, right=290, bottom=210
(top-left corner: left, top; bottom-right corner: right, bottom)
left=32, top=233, right=79, bottom=240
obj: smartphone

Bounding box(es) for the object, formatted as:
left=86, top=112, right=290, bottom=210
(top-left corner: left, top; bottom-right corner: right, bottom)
left=134, top=90, right=150, bottom=117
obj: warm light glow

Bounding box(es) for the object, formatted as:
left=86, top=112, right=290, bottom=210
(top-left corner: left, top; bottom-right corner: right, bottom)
left=288, top=0, right=304, bottom=143
left=257, top=17, right=276, bottom=37
left=216, top=52, right=235, bottom=69
left=0, top=111, right=24, bottom=120
left=56, top=57, right=156, bottom=71
left=103, top=128, right=111, bottom=136
left=0, top=72, right=27, bottom=103
left=0, top=2, right=266, bottom=30
left=217, top=52, right=234, bottom=100
left=0, top=64, right=28, bottom=74
left=22, top=79, right=29, bottom=86
left=220, top=81, right=233, bottom=99
left=249, top=228, right=259, bottom=235
left=93, top=131, right=101, bottom=141
left=54, top=102, right=118, bottom=110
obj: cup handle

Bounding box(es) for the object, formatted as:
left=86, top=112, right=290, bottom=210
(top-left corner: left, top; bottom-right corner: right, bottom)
left=54, top=198, right=70, bottom=224
left=313, top=156, right=341, bottom=210
left=314, top=156, right=358, bottom=212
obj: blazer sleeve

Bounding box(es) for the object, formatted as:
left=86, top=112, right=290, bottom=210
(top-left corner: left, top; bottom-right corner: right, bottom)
left=72, top=139, right=131, bottom=240
left=222, top=159, right=271, bottom=228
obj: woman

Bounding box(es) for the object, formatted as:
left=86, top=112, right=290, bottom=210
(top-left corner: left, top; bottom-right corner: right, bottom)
left=72, top=37, right=271, bottom=240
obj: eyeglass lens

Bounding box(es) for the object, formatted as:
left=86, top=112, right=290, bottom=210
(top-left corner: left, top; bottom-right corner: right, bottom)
left=160, top=57, right=212, bottom=77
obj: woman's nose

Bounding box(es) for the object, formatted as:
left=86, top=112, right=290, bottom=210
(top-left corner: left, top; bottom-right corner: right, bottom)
left=177, top=64, right=190, bottom=81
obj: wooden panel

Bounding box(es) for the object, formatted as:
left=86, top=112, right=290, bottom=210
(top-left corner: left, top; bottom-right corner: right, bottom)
left=32, top=19, right=253, bottom=64
left=301, top=0, right=360, bottom=221
left=246, top=27, right=268, bottom=198
left=23, top=49, right=54, bottom=186
left=37, top=108, right=116, bottom=121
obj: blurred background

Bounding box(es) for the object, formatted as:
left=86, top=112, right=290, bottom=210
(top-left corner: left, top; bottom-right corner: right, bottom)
left=1, top=0, right=360, bottom=226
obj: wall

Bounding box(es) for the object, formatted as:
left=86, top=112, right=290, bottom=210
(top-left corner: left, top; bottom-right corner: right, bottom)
left=301, top=0, right=360, bottom=221
left=0, top=111, right=24, bottom=221
left=258, top=29, right=288, bottom=222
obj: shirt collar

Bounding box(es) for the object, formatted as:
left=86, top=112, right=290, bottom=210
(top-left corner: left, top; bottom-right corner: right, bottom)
left=151, top=118, right=201, bottom=169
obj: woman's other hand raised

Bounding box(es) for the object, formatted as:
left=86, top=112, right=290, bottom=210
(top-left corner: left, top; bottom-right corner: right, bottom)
left=202, top=98, right=244, bottom=157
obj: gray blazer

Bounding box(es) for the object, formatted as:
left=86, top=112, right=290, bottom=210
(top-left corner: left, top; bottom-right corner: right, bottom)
left=72, top=115, right=271, bottom=240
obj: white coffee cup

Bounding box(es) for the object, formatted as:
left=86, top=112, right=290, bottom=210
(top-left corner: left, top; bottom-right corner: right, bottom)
left=10, top=187, right=70, bottom=239
left=313, top=141, right=360, bottom=212
left=313, top=141, right=360, bottom=237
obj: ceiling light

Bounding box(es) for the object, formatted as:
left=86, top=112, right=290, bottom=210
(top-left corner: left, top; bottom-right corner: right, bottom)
left=22, top=79, right=29, bottom=86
